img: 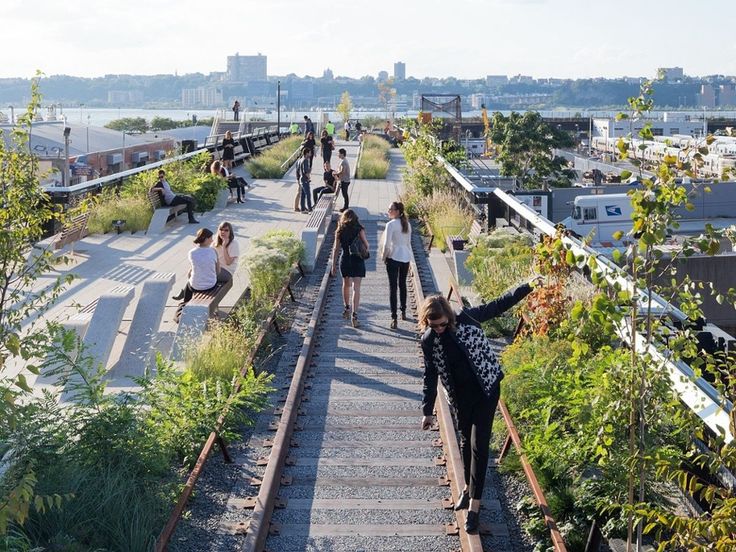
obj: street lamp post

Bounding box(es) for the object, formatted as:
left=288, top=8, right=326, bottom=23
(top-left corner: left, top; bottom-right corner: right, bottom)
left=122, top=131, right=126, bottom=172
left=7, top=105, right=14, bottom=124
left=277, top=80, right=281, bottom=135
left=63, top=126, right=71, bottom=187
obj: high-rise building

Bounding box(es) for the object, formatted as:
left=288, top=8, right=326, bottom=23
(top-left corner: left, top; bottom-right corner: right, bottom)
left=226, top=53, right=267, bottom=82
left=181, top=87, right=224, bottom=107
left=657, top=67, right=684, bottom=82
left=485, top=75, right=508, bottom=87
left=698, top=84, right=716, bottom=108
left=394, top=61, right=406, bottom=81
left=323, top=68, right=334, bottom=80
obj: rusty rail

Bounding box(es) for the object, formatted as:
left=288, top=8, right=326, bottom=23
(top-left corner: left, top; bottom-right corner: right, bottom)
left=155, top=267, right=299, bottom=552
left=409, top=260, right=484, bottom=552
left=242, top=254, right=334, bottom=551
left=446, top=281, right=568, bottom=552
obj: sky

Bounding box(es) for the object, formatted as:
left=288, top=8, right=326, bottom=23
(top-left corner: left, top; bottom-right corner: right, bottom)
left=2, top=0, right=735, bottom=80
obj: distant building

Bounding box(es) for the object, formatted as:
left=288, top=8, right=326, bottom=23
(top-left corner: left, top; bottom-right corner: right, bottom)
left=658, top=67, right=684, bottom=81
left=469, top=93, right=487, bottom=109
left=486, top=75, right=508, bottom=87
left=226, top=53, right=267, bottom=82
left=698, top=84, right=716, bottom=108
left=107, top=90, right=144, bottom=105
left=377, top=70, right=389, bottom=82
left=394, top=61, right=406, bottom=81
left=592, top=116, right=703, bottom=140
left=181, top=87, right=224, bottom=107
left=510, top=74, right=535, bottom=84
left=323, top=68, right=334, bottom=80
left=718, top=84, right=736, bottom=107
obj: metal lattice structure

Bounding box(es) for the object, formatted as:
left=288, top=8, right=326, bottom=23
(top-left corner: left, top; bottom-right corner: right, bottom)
left=420, top=94, right=462, bottom=141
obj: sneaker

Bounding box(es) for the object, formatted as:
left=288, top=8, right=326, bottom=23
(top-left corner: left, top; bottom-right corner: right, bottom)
left=390, top=318, right=398, bottom=330
left=342, top=305, right=351, bottom=319
left=351, top=312, right=360, bottom=328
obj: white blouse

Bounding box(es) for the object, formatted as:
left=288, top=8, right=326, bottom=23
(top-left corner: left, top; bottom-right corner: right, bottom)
left=212, top=239, right=240, bottom=273
left=379, top=218, right=412, bottom=263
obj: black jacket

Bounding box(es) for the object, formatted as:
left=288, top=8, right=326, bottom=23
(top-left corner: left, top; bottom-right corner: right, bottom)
left=421, top=283, right=532, bottom=416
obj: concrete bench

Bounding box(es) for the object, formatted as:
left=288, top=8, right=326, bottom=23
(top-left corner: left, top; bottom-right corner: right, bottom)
left=300, top=194, right=335, bottom=272
left=37, top=313, right=93, bottom=384
left=448, top=220, right=483, bottom=286
left=170, top=278, right=234, bottom=361
left=33, top=211, right=90, bottom=257
left=146, top=188, right=188, bottom=235
left=107, top=272, right=176, bottom=384
left=446, top=219, right=483, bottom=252
left=61, top=285, right=135, bottom=402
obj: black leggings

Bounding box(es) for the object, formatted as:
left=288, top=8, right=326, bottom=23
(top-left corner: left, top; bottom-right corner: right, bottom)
left=385, top=258, right=409, bottom=318
left=340, top=181, right=350, bottom=209
left=456, top=381, right=500, bottom=499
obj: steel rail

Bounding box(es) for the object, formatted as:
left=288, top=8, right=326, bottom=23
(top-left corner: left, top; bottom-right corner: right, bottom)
left=242, top=255, right=333, bottom=551
left=155, top=268, right=298, bottom=552
left=446, top=281, right=568, bottom=552
left=408, top=259, right=484, bottom=552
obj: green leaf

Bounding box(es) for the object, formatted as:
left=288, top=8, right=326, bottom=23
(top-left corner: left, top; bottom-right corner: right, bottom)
left=15, top=374, right=32, bottom=393
left=619, top=170, right=632, bottom=181
left=612, top=249, right=622, bottom=263
left=612, top=230, right=624, bottom=241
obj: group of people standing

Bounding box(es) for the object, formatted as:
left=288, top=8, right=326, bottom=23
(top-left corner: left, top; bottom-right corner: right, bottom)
left=294, top=134, right=351, bottom=214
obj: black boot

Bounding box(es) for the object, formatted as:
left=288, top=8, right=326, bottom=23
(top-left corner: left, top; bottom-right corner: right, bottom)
left=454, top=490, right=469, bottom=511
left=172, top=289, right=184, bottom=301
left=464, top=510, right=479, bottom=533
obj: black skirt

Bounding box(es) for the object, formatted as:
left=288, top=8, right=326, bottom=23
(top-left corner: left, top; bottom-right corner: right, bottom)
left=340, top=252, right=366, bottom=278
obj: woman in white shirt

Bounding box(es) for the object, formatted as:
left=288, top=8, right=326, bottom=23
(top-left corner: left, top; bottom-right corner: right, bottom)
left=212, top=221, right=240, bottom=275
left=171, top=228, right=220, bottom=308
left=379, top=201, right=412, bottom=329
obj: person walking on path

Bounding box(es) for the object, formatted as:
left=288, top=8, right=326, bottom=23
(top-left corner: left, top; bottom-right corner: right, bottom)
left=232, top=100, right=240, bottom=121
left=325, top=120, right=335, bottom=136
left=312, top=161, right=336, bottom=204
left=335, top=148, right=351, bottom=212
left=331, top=209, right=369, bottom=328
left=343, top=120, right=351, bottom=141
left=378, top=201, right=411, bottom=329
left=222, top=130, right=236, bottom=170
left=418, top=282, right=537, bottom=533
left=304, top=115, right=315, bottom=135
left=152, top=169, right=198, bottom=224
left=320, top=129, right=334, bottom=163
left=295, top=150, right=313, bottom=213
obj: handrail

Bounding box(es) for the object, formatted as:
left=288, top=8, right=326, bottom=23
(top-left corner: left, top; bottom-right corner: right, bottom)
left=435, top=155, right=733, bottom=443
left=155, top=265, right=300, bottom=551
left=279, top=144, right=302, bottom=171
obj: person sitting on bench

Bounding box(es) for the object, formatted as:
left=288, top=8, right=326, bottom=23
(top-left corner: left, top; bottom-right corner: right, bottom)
left=210, top=160, right=247, bottom=203
left=153, top=169, right=198, bottom=224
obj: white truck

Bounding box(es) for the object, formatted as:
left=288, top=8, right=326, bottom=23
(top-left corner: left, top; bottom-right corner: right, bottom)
left=561, top=194, right=634, bottom=243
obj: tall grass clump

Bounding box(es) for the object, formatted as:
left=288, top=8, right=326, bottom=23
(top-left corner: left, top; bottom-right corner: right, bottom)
left=87, top=191, right=152, bottom=234
left=246, top=135, right=303, bottom=178
left=412, top=189, right=474, bottom=252
left=356, top=135, right=390, bottom=179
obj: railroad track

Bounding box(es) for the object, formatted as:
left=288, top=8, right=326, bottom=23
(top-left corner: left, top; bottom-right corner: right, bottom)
left=208, top=220, right=501, bottom=552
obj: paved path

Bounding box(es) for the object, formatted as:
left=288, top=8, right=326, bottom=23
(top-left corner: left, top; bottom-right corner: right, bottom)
left=20, top=140, right=403, bottom=394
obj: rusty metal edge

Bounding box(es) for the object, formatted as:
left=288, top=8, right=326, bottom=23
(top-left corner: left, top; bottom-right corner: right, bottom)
left=409, top=259, right=483, bottom=552
left=446, top=281, right=567, bottom=552
left=242, top=254, right=333, bottom=552
left=154, top=265, right=298, bottom=552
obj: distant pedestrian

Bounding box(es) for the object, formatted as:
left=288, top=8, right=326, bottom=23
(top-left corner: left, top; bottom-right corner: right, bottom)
left=222, top=130, right=236, bottom=170
left=233, top=100, right=241, bottom=121
left=304, top=115, right=315, bottom=135
left=419, top=281, right=537, bottom=533
left=344, top=120, right=351, bottom=140
left=152, top=169, right=198, bottom=224
left=301, top=131, right=316, bottom=163
left=384, top=120, right=391, bottom=134
left=335, top=148, right=351, bottom=212
left=210, top=160, right=246, bottom=203
left=295, top=150, right=313, bottom=213
left=289, top=121, right=299, bottom=135
left=379, top=201, right=411, bottom=329
left=330, top=209, right=369, bottom=329
left=320, top=129, right=334, bottom=163
left=212, top=221, right=240, bottom=275
left=325, top=120, right=335, bottom=136
left=312, top=161, right=336, bottom=204
left=355, top=120, right=362, bottom=133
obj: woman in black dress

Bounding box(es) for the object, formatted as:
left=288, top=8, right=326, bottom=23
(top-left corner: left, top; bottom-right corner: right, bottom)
left=222, top=130, right=236, bottom=170
left=419, top=283, right=536, bottom=533
left=330, top=209, right=369, bottom=328
left=320, top=129, right=334, bottom=163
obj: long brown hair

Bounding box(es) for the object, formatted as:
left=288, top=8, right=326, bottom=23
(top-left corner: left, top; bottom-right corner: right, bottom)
left=390, top=201, right=409, bottom=233
left=215, top=221, right=234, bottom=247
left=418, top=294, right=457, bottom=332
left=336, top=209, right=360, bottom=240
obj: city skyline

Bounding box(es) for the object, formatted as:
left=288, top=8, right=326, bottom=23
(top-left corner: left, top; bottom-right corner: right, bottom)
left=3, top=0, right=736, bottom=81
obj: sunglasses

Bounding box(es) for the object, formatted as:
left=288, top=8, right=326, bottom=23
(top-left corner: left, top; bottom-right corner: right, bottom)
left=428, top=321, right=449, bottom=329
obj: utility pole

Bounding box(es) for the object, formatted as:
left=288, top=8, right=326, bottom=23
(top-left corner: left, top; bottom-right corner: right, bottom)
left=63, top=126, right=71, bottom=187
left=277, top=80, right=281, bottom=135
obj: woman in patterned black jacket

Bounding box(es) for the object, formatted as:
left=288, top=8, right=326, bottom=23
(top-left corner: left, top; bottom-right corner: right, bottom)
left=419, top=282, right=535, bottom=533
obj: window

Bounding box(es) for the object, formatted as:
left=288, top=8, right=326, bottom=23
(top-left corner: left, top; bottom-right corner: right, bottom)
left=652, top=128, right=664, bottom=136
left=583, top=207, right=597, bottom=221
left=573, top=206, right=581, bottom=220
left=670, top=128, right=679, bottom=134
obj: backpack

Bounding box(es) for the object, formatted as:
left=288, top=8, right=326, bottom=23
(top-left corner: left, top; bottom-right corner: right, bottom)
left=349, top=233, right=370, bottom=259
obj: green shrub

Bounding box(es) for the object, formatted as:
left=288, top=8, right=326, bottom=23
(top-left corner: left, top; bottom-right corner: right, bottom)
left=411, top=189, right=474, bottom=251
left=184, top=320, right=254, bottom=385
left=357, top=136, right=390, bottom=179
left=87, top=191, right=152, bottom=234
left=177, top=173, right=225, bottom=212
left=246, top=135, right=303, bottom=178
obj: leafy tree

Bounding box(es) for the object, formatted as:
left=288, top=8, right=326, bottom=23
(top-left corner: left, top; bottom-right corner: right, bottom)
left=336, top=91, right=352, bottom=124
left=489, top=111, right=574, bottom=190
left=104, top=117, right=148, bottom=133
left=149, top=116, right=183, bottom=131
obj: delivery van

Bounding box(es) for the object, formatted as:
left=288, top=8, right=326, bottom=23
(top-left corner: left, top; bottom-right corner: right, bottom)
left=561, top=194, right=633, bottom=243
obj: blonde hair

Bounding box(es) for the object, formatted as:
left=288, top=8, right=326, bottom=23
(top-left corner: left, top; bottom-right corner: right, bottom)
left=418, top=294, right=457, bottom=332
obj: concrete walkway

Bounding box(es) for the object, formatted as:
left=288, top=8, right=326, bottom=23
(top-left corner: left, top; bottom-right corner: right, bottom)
left=20, top=140, right=404, bottom=394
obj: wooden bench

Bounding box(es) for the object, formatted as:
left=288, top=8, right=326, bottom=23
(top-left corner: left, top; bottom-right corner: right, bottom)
left=447, top=219, right=483, bottom=252
left=170, top=278, right=234, bottom=361
left=32, top=211, right=90, bottom=257
left=300, top=194, right=335, bottom=272
left=146, top=188, right=188, bottom=235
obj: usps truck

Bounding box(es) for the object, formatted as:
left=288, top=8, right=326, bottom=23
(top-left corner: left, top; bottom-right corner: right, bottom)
left=561, top=194, right=633, bottom=243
